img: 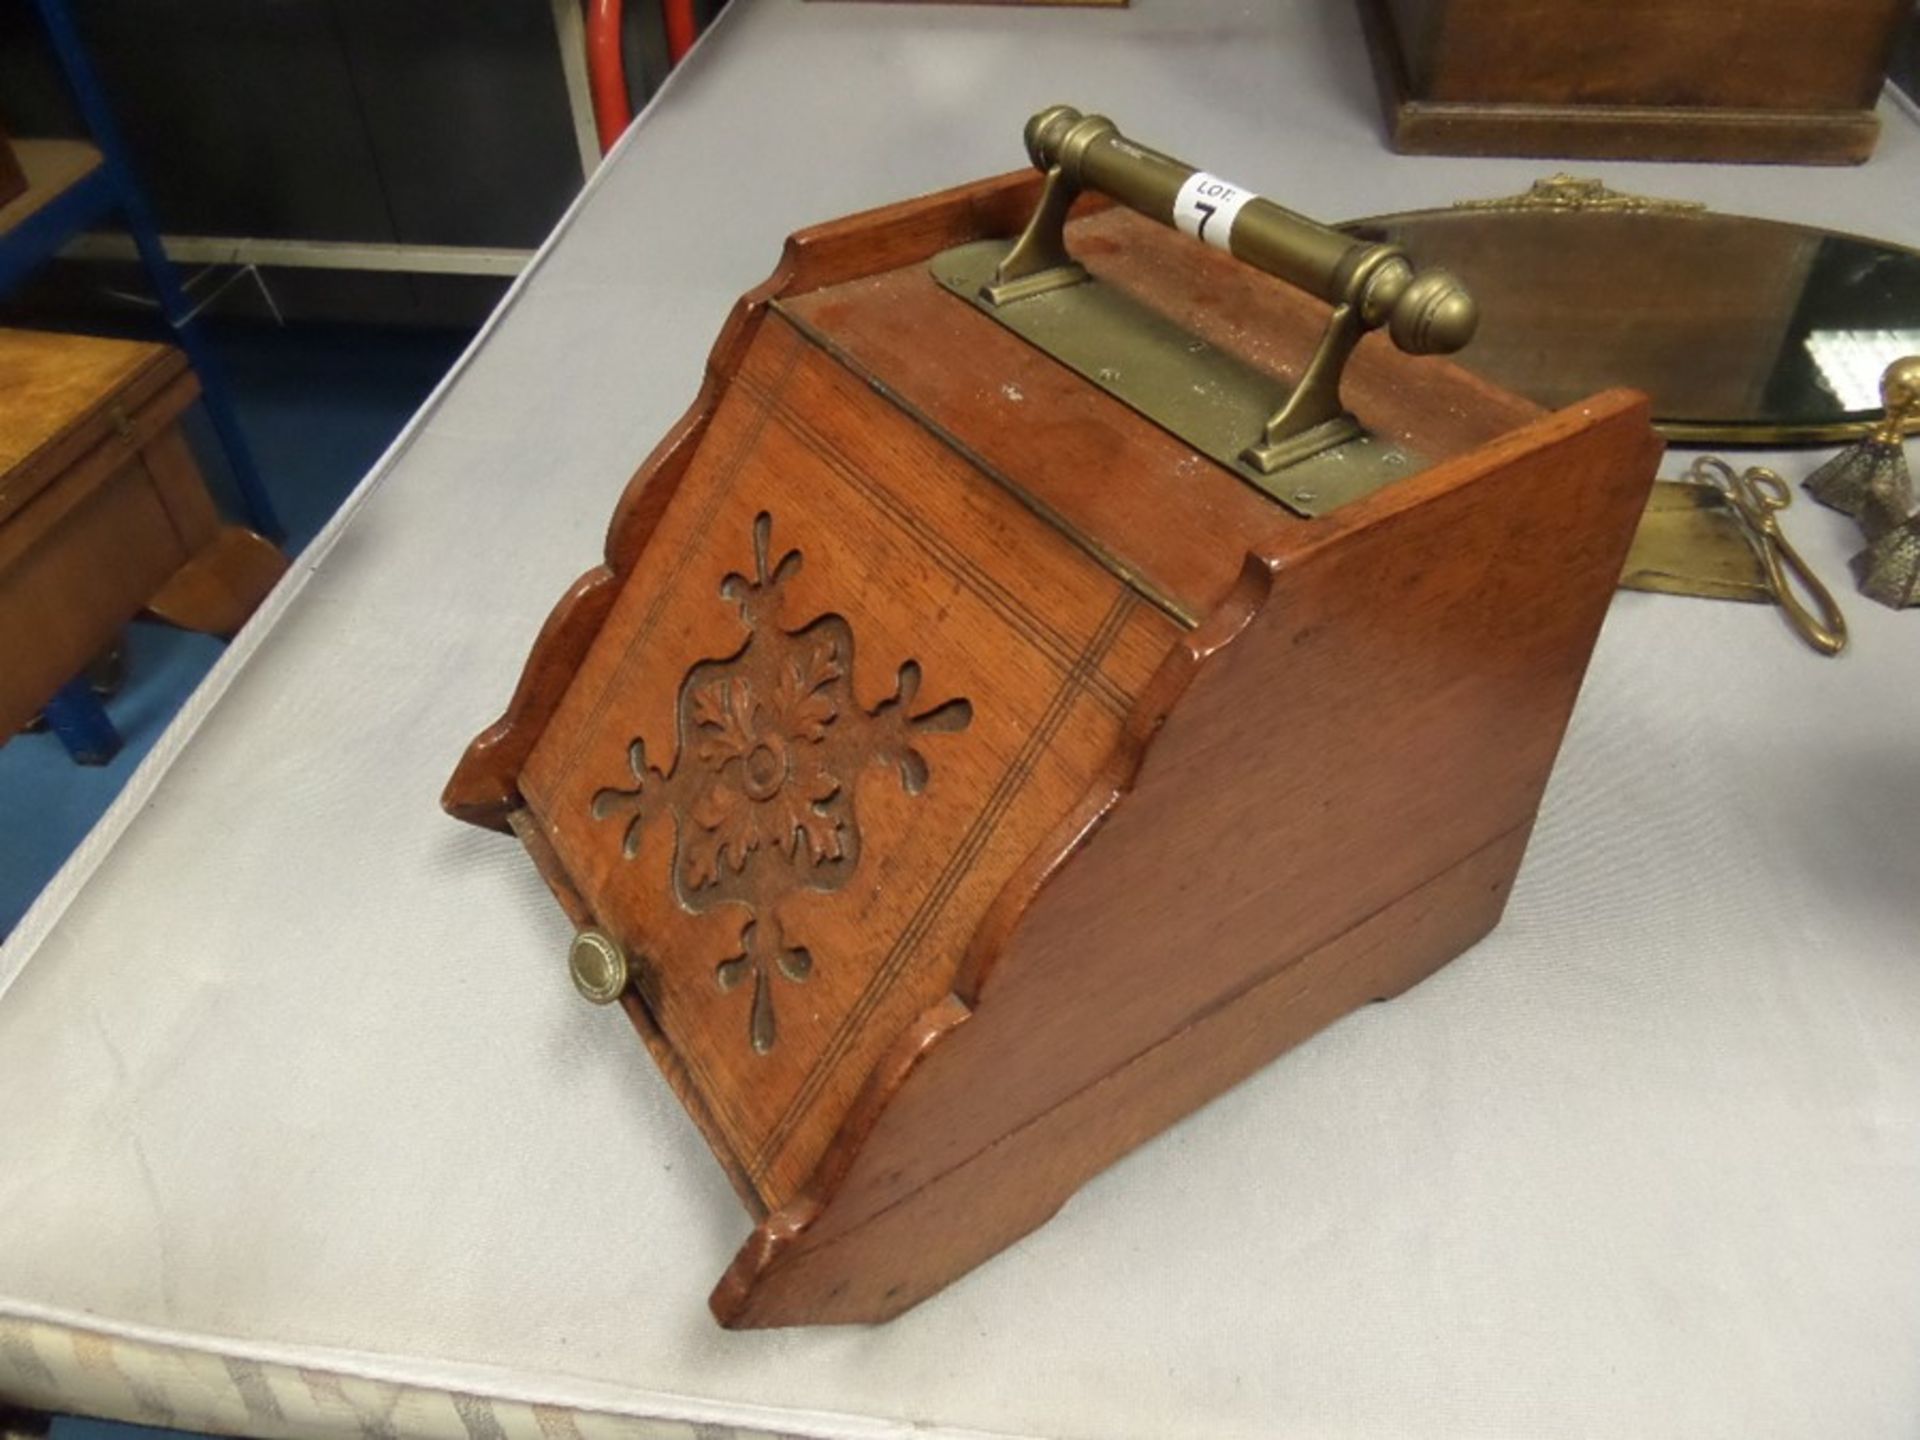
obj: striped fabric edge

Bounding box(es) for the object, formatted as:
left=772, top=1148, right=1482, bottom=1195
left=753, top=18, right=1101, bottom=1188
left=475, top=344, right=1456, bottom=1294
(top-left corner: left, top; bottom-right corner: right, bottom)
left=0, top=1314, right=792, bottom=1440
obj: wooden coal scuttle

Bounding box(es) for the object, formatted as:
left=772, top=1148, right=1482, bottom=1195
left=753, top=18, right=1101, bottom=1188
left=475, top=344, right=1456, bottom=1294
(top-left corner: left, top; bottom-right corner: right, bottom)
left=445, top=106, right=1659, bottom=1328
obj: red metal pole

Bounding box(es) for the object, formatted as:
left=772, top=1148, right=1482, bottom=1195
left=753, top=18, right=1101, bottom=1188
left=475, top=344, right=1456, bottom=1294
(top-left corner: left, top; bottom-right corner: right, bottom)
left=586, top=0, right=631, bottom=154
left=664, top=0, right=698, bottom=65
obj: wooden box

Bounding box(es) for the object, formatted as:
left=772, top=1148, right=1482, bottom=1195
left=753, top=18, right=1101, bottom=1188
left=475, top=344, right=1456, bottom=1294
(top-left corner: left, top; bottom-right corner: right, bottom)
left=1360, top=0, right=1911, bottom=164
left=446, top=145, right=1658, bottom=1327
left=0, top=329, right=286, bottom=741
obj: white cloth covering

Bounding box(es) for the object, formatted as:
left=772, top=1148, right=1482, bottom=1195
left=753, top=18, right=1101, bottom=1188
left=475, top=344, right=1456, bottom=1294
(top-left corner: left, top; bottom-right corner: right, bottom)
left=3, top=3, right=1919, bottom=1437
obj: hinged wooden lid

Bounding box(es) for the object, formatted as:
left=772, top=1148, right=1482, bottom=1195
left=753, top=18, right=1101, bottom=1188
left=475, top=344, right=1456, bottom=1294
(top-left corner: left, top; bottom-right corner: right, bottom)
left=0, top=327, right=190, bottom=527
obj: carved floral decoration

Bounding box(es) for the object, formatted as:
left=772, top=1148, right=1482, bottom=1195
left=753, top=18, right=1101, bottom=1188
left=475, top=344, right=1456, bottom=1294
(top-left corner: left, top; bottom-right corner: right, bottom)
left=591, top=512, right=971, bottom=1055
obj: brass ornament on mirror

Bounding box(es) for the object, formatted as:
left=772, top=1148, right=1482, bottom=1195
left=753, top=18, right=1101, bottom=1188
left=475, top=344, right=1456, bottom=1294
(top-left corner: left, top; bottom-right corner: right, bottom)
left=1342, top=182, right=1920, bottom=445
left=1621, top=456, right=1847, bottom=657
left=1803, top=355, right=1920, bottom=609
left=1450, top=175, right=1705, bottom=217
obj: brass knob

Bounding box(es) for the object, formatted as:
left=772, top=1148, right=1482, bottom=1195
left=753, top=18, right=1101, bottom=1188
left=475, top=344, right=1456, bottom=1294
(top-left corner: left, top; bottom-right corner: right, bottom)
left=568, top=929, right=629, bottom=1005
left=1387, top=267, right=1478, bottom=355
left=1873, top=355, right=1920, bottom=443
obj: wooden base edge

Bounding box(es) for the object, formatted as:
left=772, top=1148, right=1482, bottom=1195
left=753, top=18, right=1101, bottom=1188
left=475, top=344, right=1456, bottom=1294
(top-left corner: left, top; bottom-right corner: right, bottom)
left=711, top=818, right=1535, bottom=1328
left=1388, top=97, right=1880, bottom=166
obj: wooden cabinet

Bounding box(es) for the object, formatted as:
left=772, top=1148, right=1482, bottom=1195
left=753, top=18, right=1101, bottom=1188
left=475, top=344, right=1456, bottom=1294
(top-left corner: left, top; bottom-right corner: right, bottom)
left=1362, top=0, right=1911, bottom=163
left=0, top=328, right=286, bottom=742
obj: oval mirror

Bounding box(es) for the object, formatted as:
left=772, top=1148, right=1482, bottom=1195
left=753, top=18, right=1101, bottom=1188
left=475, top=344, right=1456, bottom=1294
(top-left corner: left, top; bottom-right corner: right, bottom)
left=1342, top=177, right=1920, bottom=443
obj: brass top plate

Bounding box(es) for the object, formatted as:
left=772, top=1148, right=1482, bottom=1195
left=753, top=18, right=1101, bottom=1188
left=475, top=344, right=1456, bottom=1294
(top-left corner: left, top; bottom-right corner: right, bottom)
left=930, top=238, right=1423, bottom=519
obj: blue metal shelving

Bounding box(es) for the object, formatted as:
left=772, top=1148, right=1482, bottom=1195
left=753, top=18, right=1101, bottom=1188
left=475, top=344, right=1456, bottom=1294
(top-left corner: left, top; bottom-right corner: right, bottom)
left=2, top=0, right=285, bottom=763
left=12, top=0, right=282, bottom=539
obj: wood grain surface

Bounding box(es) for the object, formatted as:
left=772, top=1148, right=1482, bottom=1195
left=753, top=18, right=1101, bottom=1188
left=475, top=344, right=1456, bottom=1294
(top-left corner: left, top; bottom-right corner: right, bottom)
left=517, top=315, right=1177, bottom=1207
left=714, top=822, right=1536, bottom=1326
left=1384, top=0, right=1905, bottom=109
left=0, top=332, right=285, bottom=739
left=0, top=328, right=182, bottom=525
left=716, top=388, right=1658, bottom=1324
left=444, top=173, right=1057, bottom=829
left=1362, top=0, right=1900, bottom=163
left=781, top=204, right=1539, bottom=622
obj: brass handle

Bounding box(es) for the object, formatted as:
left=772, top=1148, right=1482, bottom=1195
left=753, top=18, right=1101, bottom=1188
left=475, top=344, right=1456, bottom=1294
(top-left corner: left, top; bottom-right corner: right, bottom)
left=1019, top=105, right=1477, bottom=357
left=981, top=105, right=1478, bottom=476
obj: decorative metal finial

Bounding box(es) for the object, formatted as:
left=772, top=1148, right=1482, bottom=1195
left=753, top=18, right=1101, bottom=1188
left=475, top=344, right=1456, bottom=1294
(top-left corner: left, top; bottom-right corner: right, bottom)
left=1872, top=355, right=1920, bottom=446
left=1803, top=356, right=1920, bottom=610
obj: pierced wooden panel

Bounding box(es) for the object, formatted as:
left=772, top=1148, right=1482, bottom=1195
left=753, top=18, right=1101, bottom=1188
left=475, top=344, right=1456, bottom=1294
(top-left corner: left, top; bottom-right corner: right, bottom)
left=519, top=314, right=1177, bottom=1207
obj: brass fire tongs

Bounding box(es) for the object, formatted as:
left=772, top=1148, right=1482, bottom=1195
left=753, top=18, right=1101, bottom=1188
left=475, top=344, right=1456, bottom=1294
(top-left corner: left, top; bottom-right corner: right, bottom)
left=1622, top=456, right=1848, bottom=655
